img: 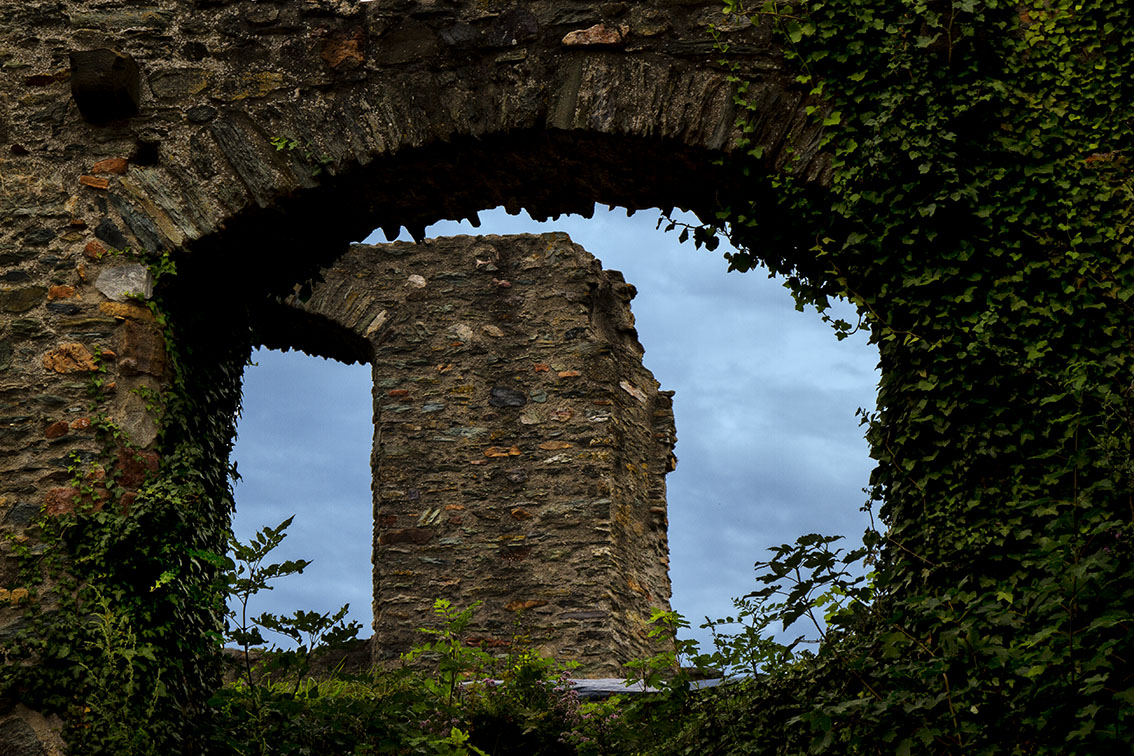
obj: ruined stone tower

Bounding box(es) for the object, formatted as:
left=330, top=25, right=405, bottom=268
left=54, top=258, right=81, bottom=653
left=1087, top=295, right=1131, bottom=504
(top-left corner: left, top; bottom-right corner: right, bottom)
left=260, top=233, right=676, bottom=673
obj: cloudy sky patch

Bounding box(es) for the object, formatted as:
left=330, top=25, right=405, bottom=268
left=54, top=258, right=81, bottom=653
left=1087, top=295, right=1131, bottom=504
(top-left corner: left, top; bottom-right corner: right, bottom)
left=230, top=207, right=880, bottom=655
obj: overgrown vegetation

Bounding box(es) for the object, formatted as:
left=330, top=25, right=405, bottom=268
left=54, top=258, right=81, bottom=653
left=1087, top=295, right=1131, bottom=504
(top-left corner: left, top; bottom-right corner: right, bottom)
left=207, top=521, right=650, bottom=756
left=664, top=0, right=1134, bottom=752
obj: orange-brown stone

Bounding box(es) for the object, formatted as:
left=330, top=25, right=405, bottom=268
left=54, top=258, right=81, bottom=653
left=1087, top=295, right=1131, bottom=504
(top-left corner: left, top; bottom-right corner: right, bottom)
left=43, top=343, right=97, bottom=373
left=321, top=29, right=365, bottom=69
left=43, top=487, right=78, bottom=516
left=483, top=445, right=522, bottom=458
left=116, top=448, right=160, bottom=488
left=91, top=157, right=128, bottom=174
left=79, top=175, right=110, bottom=189
left=84, top=240, right=107, bottom=260
left=98, top=301, right=154, bottom=321
left=504, top=599, right=547, bottom=611
left=44, top=421, right=69, bottom=439
left=538, top=440, right=573, bottom=451
left=47, top=285, right=76, bottom=299
left=562, top=23, right=628, bottom=46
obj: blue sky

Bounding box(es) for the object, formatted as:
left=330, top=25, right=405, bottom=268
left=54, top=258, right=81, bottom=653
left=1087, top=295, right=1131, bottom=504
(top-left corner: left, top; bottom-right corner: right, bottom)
left=230, top=207, right=880, bottom=658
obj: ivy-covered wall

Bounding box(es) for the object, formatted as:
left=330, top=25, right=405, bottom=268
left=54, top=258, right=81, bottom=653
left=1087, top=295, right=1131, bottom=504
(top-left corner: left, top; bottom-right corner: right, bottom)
left=661, top=1, right=1132, bottom=752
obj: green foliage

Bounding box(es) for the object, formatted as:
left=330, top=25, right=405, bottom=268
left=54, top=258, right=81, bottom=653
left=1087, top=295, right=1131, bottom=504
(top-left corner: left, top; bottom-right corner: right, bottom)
left=0, top=241, right=249, bottom=753
left=674, top=0, right=1134, bottom=752
left=205, top=598, right=648, bottom=756
left=68, top=591, right=165, bottom=756
left=404, top=599, right=497, bottom=710
left=270, top=134, right=334, bottom=175
left=221, top=515, right=361, bottom=690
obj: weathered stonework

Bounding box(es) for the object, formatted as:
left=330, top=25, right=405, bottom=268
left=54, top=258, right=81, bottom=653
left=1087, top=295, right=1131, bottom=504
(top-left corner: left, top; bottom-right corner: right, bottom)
left=0, top=0, right=822, bottom=749
left=258, top=234, right=675, bottom=673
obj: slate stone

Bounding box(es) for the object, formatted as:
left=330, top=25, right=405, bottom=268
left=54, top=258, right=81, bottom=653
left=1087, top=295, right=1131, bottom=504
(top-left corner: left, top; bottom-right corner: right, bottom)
left=46, top=302, right=81, bottom=316
left=182, top=41, right=209, bottom=61
left=111, top=193, right=165, bottom=252
left=560, top=610, right=610, bottom=620
left=487, top=9, right=539, bottom=47
left=21, top=227, right=55, bottom=246
left=380, top=527, right=434, bottom=545
left=0, top=720, right=40, bottom=752
left=489, top=386, right=527, bottom=408
left=0, top=287, right=46, bottom=313
left=149, top=68, right=209, bottom=100
left=550, top=9, right=602, bottom=26
left=187, top=105, right=218, bottom=123
left=0, top=249, right=36, bottom=266
left=2, top=500, right=39, bottom=527
left=439, top=22, right=481, bottom=49
left=94, top=218, right=130, bottom=250
left=11, top=318, right=44, bottom=339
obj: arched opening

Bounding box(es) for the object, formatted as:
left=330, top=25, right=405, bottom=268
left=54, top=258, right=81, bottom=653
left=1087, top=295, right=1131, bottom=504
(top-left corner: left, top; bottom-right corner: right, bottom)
left=229, top=206, right=878, bottom=660
left=229, top=349, right=374, bottom=646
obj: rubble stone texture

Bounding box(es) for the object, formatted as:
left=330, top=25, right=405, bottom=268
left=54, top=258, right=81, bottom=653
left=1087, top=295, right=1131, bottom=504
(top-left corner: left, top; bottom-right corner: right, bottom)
left=0, top=0, right=821, bottom=749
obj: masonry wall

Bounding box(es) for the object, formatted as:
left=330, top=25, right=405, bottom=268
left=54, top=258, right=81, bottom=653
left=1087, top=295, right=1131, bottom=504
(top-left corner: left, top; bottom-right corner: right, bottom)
left=276, top=233, right=676, bottom=674
left=0, top=0, right=814, bottom=747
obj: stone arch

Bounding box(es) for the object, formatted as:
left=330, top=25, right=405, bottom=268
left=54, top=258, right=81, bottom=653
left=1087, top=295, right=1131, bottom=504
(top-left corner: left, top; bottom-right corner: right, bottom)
left=0, top=1, right=823, bottom=748
left=258, top=233, right=675, bottom=673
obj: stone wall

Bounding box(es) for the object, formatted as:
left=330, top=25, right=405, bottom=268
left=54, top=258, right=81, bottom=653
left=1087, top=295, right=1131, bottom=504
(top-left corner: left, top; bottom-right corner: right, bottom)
left=0, top=0, right=820, bottom=748
left=260, top=233, right=676, bottom=674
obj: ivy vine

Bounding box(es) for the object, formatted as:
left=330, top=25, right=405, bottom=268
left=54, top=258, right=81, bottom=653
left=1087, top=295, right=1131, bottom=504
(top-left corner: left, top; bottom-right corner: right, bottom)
left=0, top=246, right=250, bottom=753
left=676, top=0, right=1134, bottom=753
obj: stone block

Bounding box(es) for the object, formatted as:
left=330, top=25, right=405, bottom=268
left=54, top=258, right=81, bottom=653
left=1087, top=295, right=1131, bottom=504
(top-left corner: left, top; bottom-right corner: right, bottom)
left=69, top=49, right=141, bottom=123
left=98, top=301, right=154, bottom=322
left=0, top=715, right=46, bottom=756
left=42, top=487, right=78, bottom=516
left=0, top=287, right=46, bottom=313
left=42, top=343, right=97, bottom=373
left=115, top=447, right=160, bottom=488
left=94, top=264, right=153, bottom=302
left=90, top=158, right=129, bottom=175
left=116, top=320, right=166, bottom=378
